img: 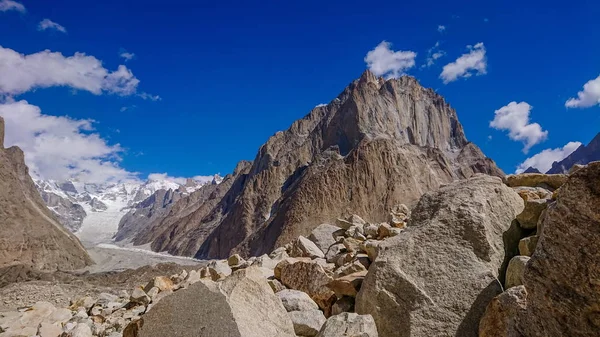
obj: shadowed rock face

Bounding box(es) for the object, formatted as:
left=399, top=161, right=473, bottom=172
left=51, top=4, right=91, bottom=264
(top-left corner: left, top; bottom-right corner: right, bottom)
left=138, top=71, right=503, bottom=259
left=0, top=117, right=92, bottom=271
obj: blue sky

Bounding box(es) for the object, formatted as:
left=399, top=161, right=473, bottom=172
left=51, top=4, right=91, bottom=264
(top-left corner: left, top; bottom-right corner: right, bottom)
left=1, top=0, right=599, bottom=183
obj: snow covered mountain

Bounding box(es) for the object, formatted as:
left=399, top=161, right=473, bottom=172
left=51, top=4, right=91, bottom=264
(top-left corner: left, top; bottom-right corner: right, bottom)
left=34, top=175, right=222, bottom=247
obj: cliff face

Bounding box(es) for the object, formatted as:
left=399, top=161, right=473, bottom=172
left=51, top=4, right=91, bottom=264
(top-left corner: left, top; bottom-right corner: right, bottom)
left=138, top=71, right=503, bottom=259
left=547, top=133, right=600, bottom=174
left=0, top=117, right=93, bottom=271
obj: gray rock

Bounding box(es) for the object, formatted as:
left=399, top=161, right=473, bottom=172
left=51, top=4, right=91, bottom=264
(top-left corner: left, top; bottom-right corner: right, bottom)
left=316, top=312, right=378, bottom=337
left=138, top=267, right=295, bottom=337
left=290, top=236, right=325, bottom=259
left=308, top=224, right=340, bottom=255
left=356, top=174, right=523, bottom=337
left=278, top=289, right=320, bottom=312
left=518, top=235, right=538, bottom=256
left=331, top=296, right=355, bottom=315
left=69, top=323, right=93, bottom=337
left=289, top=310, right=327, bottom=337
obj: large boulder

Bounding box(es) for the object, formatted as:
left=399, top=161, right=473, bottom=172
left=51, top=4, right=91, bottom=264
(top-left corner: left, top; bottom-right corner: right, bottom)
left=356, top=174, right=523, bottom=337
left=277, top=289, right=320, bottom=312
left=518, top=162, right=600, bottom=336
left=137, top=267, right=295, bottom=337
left=504, top=173, right=567, bottom=190
left=316, top=312, right=378, bottom=337
left=308, top=224, right=340, bottom=255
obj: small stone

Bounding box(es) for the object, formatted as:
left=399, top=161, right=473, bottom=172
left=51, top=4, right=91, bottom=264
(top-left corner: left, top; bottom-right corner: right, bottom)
left=290, top=236, right=325, bottom=259
left=333, top=259, right=367, bottom=278
left=38, top=322, right=63, bottom=337
left=518, top=235, right=539, bottom=256
left=228, top=254, right=246, bottom=267
left=316, top=312, right=378, bottom=337
left=359, top=240, right=380, bottom=261
left=146, top=287, right=159, bottom=299
left=331, top=296, right=355, bottom=315
left=516, top=199, right=548, bottom=229
left=342, top=237, right=362, bottom=253
left=69, top=323, right=93, bottom=337
left=308, top=224, right=341, bottom=254
left=324, top=243, right=346, bottom=263
left=505, top=255, right=530, bottom=289
left=208, top=260, right=232, bottom=281
left=268, top=279, right=287, bottom=293
left=376, top=223, right=392, bottom=239
left=184, top=270, right=201, bottom=285
left=143, top=276, right=174, bottom=293
left=363, top=224, right=379, bottom=238
left=130, top=287, right=150, bottom=306
left=327, top=271, right=367, bottom=298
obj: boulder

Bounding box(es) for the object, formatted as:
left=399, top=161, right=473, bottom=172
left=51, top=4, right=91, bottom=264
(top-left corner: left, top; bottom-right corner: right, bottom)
left=505, top=256, right=530, bottom=289
left=68, top=323, right=93, bottom=337
left=504, top=173, right=567, bottom=190
left=130, top=287, right=151, bottom=306
left=138, top=267, right=295, bottom=337
left=277, top=289, right=320, bottom=312
left=324, top=243, right=346, bottom=263
left=513, top=186, right=552, bottom=201
left=333, top=259, right=367, bottom=278
left=290, top=236, right=325, bottom=259
left=516, top=199, right=548, bottom=229
left=316, top=312, right=378, bottom=337
left=356, top=175, right=523, bottom=337
left=208, top=259, right=232, bottom=280
left=308, top=224, right=340, bottom=254
left=479, top=286, right=528, bottom=337
left=327, top=271, right=367, bottom=298
left=289, top=310, right=327, bottom=337
left=518, top=162, right=600, bottom=336
left=143, top=276, right=174, bottom=292
left=228, top=254, right=246, bottom=267
left=335, top=215, right=366, bottom=230
left=518, top=236, right=538, bottom=256
left=359, top=240, right=380, bottom=261
left=268, top=279, right=287, bottom=293
left=275, top=258, right=336, bottom=315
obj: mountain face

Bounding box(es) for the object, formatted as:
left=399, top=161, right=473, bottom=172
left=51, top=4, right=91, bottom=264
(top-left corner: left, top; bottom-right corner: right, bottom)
left=0, top=117, right=93, bottom=271
left=546, top=133, right=600, bottom=174
left=34, top=176, right=221, bottom=246
left=131, top=71, right=503, bottom=259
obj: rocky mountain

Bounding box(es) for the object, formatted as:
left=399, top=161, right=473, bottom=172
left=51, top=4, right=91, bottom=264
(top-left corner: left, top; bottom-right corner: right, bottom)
left=33, top=176, right=221, bottom=246
left=546, top=132, right=600, bottom=174
left=0, top=117, right=93, bottom=271
left=130, top=71, right=503, bottom=259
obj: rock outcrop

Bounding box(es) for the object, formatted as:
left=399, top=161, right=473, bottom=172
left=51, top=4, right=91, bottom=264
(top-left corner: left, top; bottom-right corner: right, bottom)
left=355, top=174, right=523, bottom=337
left=479, top=162, right=600, bottom=337
left=137, top=71, right=503, bottom=259
left=0, top=117, right=92, bottom=271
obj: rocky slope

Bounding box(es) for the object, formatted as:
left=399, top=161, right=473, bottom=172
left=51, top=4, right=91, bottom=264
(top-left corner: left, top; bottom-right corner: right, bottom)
left=546, top=132, right=600, bottom=174
left=0, top=117, right=93, bottom=271
left=134, top=71, right=503, bottom=259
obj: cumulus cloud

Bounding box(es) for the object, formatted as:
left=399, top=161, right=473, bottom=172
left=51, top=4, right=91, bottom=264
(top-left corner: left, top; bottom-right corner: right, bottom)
left=364, top=41, right=417, bottom=79
left=0, top=45, right=140, bottom=96
left=422, top=41, right=446, bottom=68
left=38, top=19, right=67, bottom=33
left=0, top=0, right=25, bottom=12
left=0, top=99, right=138, bottom=184
left=120, top=51, right=135, bottom=62
left=565, top=75, right=600, bottom=108
left=516, top=141, right=582, bottom=173
left=490, top=101, right=548, bottom=153
left=147, top=173, right=217, bottom=185
left=440, top=42, right=487, bottom=83
left=437, top=25, right=446, bottom=32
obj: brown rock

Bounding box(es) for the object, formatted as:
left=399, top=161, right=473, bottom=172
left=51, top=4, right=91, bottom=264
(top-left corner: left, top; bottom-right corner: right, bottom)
left=516, top=199, right=548, bottom=229
left=327, top=271, right=367, bottom=298
left=505, top=256, right=530, bottom=289
left=276, top=258, right=336, bottom=315
left=143, top=276, right=174, bottom=293
left=505, top=173, right=567, bottom=190
left=518, top=236, right=538, bottom=256
left=479, top=286, right=527, bottom=337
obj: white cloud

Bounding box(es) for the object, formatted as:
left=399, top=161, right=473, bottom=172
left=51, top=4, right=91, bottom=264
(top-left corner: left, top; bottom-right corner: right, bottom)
left=0, top=45, right=140, bottom=96
left=137, top=92, right=161, bottom=101
left=38, top=19, right=67, bottom=33
left=0, top=0, right=25, bottom=12
left=490, top=101, right=548, bottom=153
left=422, top=41, right=446, bottom=68
left=437, top=25, right=446, bottom=32
left=364, top=41, right=417, bottom=79
left=147, top=173, right=216, bottom=185
left=565, top=74, right=600, bottom=108
left=0, top=99, right=138, bottom=184
left=120, top=51, right=135, bottom=61
left=440, top=42, right=487, bottom=83
left=516, top=141, right=582, bottom=173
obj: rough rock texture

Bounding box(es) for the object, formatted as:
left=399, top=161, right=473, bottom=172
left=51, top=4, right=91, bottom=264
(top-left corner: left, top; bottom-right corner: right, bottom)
left=547, top=132, right=600, bottom=174
left=505, top=256, right=530, bottom=289
left=137, top=267, right=295, bottom=337
left=479, top=286, right=528, bottom=337
left=316, top=312, right=378, bottom=337
left=518, top=162, right=600, bottom=336
left=127, top=160, right=253, bottom=256
left=278, top=289, right=320, bottom=312
left=0, top=117, right=92, bottom=271
left=134, top=71, right=502, bottom=259
left=289, top=310, right=327, bottom=337
left=505, top=173, right=567, bottom=190
left=355, top=174, right=523, bottom=337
